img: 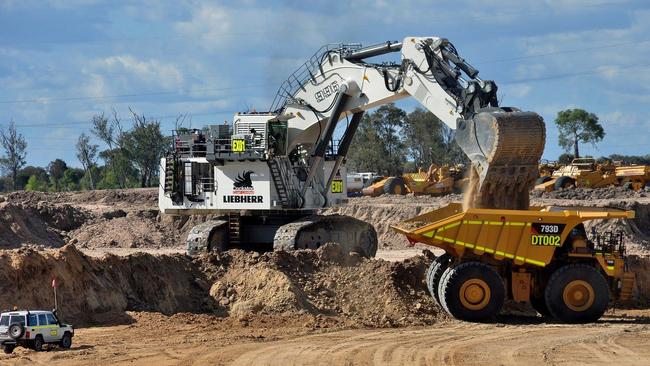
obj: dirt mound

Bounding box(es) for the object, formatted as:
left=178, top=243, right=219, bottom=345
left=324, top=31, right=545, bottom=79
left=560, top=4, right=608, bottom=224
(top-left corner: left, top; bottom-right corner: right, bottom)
left=198, top=244, right=440, bottom=327
left=0, top=245, right=210, bottom=326
left=1, top=188, right=158, bottom=208
left=531, top=186, right=649, bottom=200
left=0, top=201, right=89, bottom=249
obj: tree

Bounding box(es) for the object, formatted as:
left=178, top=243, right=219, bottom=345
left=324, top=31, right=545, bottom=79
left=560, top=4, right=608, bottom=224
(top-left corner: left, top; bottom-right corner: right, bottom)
left=76, top=133, right=98, bottom=190
left=16, top=166, right=48, bottom=191
left=47, top=159, right=68, bottom=191
left=555, top=109, right=604, bottom=158
left=402, top=108, right=466, bottom=168
left=557, top=153, right=575, bottom=165
left=0, top=120, right=27, bottom=190
left=25, top=175, right=48, bottom=192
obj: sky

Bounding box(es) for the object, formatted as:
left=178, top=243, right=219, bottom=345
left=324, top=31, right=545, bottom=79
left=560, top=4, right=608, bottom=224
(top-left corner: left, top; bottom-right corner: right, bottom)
left=1, top=0, right=649, bottom=168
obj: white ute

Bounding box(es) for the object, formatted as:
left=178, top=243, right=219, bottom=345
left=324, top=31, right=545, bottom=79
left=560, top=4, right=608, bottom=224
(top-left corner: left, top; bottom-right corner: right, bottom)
left=0, top=310, right=74, bottom=354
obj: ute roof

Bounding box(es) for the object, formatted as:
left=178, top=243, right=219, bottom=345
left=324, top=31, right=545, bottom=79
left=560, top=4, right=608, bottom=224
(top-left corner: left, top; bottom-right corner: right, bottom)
left=1, top=310, right=53, bottom=315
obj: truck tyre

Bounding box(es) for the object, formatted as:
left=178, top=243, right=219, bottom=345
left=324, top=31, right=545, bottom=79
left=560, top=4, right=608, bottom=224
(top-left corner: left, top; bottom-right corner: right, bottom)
left=426, top=253, right=453, bottom=304
left=554, top=176, right=575, bottom=190
left=530, top=294, right=551, bottom=316
left=535, top=176, right=552, bottom=185
left=8, top=323, right=24, bottom=339
left=383, top=177, right=406, bottom=195
left=438, top=262, right=505, bottom=322
left=33, top=335, right=44, bottom=352
left=60, top=333, right=72, bottom=349
left=3, top=345, right=14, bottom=354
left=545, top=264, right=609, bottom=323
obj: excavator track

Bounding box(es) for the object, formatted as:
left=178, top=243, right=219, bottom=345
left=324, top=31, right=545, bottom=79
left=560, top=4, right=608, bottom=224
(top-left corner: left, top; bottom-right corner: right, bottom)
left=273, top=215, right=378, bottom=258
left=456, top=110, right=546, bottom=210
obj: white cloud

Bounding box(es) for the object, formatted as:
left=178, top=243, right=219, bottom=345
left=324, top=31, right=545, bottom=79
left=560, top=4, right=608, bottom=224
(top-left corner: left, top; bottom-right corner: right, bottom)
left=87, top=55, right=184, bottom=90
left=174, top=4, right=233, bottom=50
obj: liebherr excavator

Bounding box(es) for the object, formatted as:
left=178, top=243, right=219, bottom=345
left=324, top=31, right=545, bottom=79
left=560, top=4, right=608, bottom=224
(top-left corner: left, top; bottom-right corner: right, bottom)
left=158, top=36, right=546, bottom=256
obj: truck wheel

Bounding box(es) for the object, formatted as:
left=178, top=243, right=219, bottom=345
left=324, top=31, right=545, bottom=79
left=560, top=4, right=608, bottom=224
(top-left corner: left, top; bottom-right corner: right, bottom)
left=60, top=333, right=72, bottom=349
left=426, top=253, right=453, bottom=304
left=33, top=335, right=44, bottom=352
left=3, top=345, right=15, bottom=354
left=438, top=262, right=505, bottom=322
left=554, top=176, right=575, bottom=190
left=383, top=177, right=406, bottom=195
left=8, top=323, right=24, bottom=339
left=530, top=294, right=551, bottom=316
left=545, top=264, right=609, bottom=323
left=535, top=176, right=552, bottom=185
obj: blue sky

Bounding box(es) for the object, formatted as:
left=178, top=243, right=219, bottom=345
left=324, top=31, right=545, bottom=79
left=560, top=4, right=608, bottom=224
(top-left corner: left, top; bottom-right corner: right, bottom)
left=1, top=0, right=649, bottom=168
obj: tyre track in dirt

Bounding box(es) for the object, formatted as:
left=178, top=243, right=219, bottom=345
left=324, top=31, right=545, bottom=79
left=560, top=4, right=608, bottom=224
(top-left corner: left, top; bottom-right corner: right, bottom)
left=223, top=319, right=650, bottom=366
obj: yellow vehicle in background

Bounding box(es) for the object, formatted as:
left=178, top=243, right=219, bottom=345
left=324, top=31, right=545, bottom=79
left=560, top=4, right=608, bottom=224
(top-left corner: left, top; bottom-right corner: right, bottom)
left=392, top=203, right=636, bottom=323
left=615, top=165, right=650, bottom=190
left=362, top=164, right=464, bottom=197
left=535, top=158, right=617, bottom=192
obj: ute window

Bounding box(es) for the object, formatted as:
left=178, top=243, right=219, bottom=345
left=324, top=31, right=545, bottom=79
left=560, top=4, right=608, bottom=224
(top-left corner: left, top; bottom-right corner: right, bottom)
left=0, top=316, right=8, bottom=326
left=27, top=314, right=37, bottom=326
left=9, top=315, right=25, bottom=326
left=46, top=313, right=57, bottom=325
left=38, top=314, right=47, bottom=326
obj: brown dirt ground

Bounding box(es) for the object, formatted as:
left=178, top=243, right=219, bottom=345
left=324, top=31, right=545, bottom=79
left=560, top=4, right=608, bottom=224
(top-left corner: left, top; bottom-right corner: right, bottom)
left=1, top=188, right=650, bottom=365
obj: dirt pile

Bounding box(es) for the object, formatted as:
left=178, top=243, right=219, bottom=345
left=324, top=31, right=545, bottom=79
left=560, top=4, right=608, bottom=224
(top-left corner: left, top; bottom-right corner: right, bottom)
left=531, top=186, right=650, bottom=200
left=198, top=244, right=440, bottom=327
left=0, top=245, right=210, bottom=325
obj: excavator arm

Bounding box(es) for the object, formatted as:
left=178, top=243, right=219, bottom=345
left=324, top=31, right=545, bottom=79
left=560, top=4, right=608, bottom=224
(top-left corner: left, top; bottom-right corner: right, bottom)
left=274, top=36, right=545, bottom=210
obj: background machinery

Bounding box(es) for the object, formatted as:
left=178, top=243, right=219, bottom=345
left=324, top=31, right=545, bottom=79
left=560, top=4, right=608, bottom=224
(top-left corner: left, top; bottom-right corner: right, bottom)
left=362, top=164, right=465, bottom=197
left=393, top=203, right=636, bottom=323
left=535, top=158, right=617, bottom=192
left=158, top=36, right=545, bottom=256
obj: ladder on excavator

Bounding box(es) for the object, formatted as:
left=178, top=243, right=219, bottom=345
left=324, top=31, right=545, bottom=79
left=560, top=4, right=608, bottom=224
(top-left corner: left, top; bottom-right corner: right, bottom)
left=268, top=157, right=295, bottom=208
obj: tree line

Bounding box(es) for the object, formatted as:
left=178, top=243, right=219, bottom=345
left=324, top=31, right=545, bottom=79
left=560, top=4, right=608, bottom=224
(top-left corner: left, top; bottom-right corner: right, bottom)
left=0, top=109, right=171, bottom=192
left=346, top=104, right=467, bottom=176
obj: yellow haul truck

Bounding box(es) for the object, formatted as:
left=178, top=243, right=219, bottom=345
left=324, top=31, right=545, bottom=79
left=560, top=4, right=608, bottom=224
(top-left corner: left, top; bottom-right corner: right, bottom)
left=392, top=204, right=636, bottom=323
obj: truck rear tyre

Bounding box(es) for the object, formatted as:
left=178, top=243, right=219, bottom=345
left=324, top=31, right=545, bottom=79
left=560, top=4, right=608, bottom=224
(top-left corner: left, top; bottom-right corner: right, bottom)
left=438, top=262, right=505, bottom=322
left=554, top=176, right=575, bottom=190
left=383, top=177, right=406, bottom=195
left=544, top=264, right=609, bottom=323
left=426, top=253, right=453, bottom=304
left=8, top=324, right=24, bottom=339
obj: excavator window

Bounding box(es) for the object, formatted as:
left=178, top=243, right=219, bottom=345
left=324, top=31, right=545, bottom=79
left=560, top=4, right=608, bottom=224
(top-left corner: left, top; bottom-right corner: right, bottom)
left=267, top=121, right=288, bottom=156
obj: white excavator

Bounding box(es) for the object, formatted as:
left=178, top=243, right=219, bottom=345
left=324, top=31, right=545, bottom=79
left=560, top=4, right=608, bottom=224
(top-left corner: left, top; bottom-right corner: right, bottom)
left=158, top=36, right=546, bottom=256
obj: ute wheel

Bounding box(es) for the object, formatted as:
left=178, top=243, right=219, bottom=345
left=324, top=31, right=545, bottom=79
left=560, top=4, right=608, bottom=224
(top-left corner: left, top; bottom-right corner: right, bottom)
left=530, top=294, right=551, bottom=316
left=554, top=176, right=575, bottom=190
left=545, top=264, right=609, bottom=323
left=438, top=262, right=505, bottom=322
left=383, top=177, right=406, bottom=195
left=60, top=333, right=72, bottom=349
left=8, top=324, right=24, bottom=340
left=33, top=335, right=44, bottom=352
left=3, top=345, right=15, bottom=354
left=426, top=254, right=453, bottom=304
left=622, top=182, right=633, bottom=190
left=535, top=176, right=552, bottom=185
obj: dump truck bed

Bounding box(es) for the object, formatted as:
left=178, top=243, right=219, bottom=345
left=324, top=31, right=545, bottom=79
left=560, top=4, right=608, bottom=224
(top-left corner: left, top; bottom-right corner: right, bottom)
left=392, top=203, right=634, bottom=267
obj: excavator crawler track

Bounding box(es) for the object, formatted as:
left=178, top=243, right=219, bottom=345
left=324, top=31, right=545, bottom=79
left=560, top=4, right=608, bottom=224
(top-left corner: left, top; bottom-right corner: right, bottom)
left=273, top=215, right=378, bottom=258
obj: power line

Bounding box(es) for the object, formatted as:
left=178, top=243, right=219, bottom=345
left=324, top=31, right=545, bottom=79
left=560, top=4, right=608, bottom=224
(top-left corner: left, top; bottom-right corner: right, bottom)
left=0, top=84, right=277, bottom=104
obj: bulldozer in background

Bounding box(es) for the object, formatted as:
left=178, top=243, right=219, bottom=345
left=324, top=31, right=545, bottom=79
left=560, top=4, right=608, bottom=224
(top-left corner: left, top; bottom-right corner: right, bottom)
left=361, top=164, right=466, bottom=197
left=534, top=158, right=618, bottom=192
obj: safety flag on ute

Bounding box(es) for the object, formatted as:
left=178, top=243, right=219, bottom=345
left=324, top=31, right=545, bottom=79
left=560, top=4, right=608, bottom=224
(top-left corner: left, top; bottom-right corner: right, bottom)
left=52, top=277, right=57, bottom=288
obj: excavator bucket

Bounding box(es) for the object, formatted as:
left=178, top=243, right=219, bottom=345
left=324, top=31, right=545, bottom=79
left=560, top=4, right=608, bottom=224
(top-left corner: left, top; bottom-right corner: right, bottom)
left=455, top=110, right=546, bottom=210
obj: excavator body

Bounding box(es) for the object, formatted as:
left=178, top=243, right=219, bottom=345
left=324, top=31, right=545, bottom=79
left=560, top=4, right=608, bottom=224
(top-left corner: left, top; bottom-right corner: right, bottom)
left=159, top=36, right=545, bottom=257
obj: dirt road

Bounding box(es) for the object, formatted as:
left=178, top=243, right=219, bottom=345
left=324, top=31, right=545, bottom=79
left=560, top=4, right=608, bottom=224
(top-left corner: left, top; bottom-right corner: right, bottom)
left=3, top=311, right=649, bottom=366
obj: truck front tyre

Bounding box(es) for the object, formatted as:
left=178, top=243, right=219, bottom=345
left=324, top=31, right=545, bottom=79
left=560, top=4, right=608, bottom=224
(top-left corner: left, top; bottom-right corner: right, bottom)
left=426, top=254, right=453, bottom=304
left=60, top=333, right=72, bottom=349
left=545, top=264, right=609, bottom=323
left=554, top=176, right=575, bottom=190
left=438, top=262, right=505, bottom=322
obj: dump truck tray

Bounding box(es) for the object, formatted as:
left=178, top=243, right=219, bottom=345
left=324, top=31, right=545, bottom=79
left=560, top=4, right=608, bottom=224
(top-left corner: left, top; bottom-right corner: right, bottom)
left=392, top=203, right=634, bottom=267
